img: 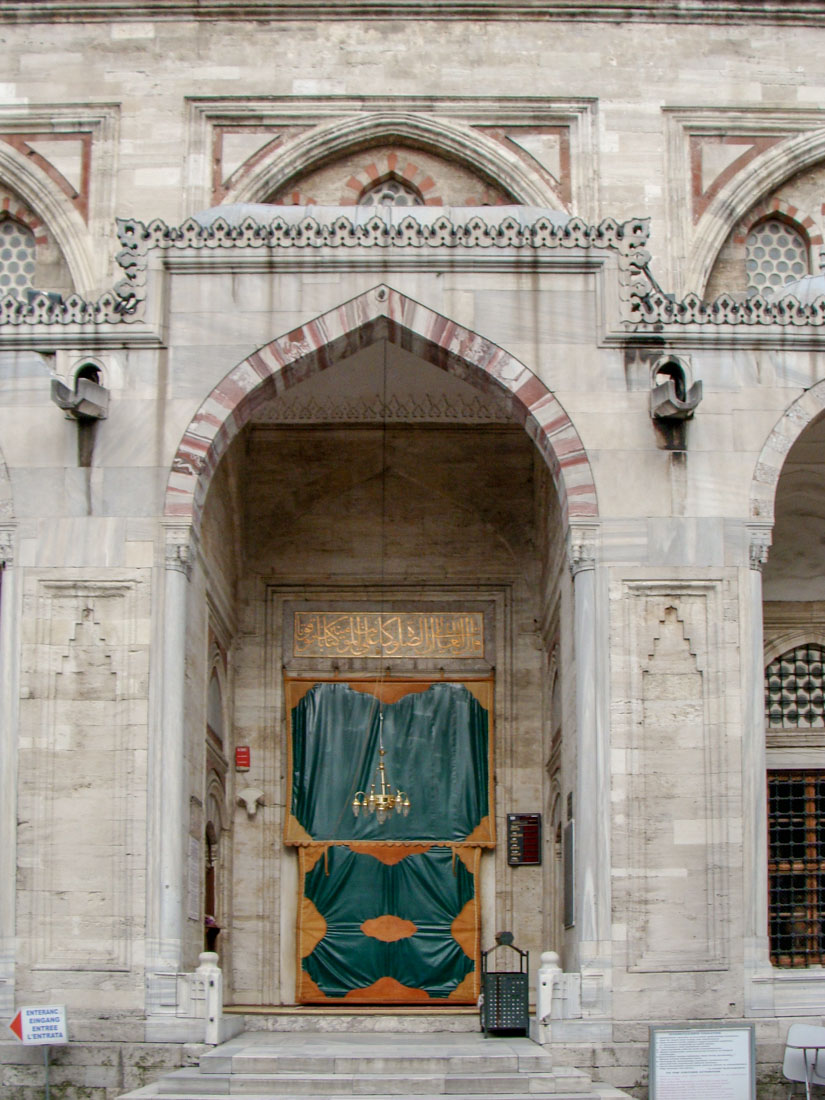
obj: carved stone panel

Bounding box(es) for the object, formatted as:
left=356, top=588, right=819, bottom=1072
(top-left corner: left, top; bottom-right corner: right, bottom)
left=18, top=579, right=148, bottom=972
left=616, top=581, right=732, bottom=973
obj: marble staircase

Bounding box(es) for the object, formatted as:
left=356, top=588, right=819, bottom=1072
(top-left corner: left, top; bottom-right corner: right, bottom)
left=119, top=1030, right=633, bottom=1100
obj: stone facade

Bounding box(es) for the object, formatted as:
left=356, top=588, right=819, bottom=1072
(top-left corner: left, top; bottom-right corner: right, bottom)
left=2, top=3, right=825, bottom=1098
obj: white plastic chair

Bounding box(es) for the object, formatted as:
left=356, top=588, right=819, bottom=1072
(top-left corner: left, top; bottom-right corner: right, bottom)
left=783, top=1024, right=825, bottom=1099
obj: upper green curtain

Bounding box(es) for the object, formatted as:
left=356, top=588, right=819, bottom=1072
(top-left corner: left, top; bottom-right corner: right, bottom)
left=289, top=682, right=490, bottom=842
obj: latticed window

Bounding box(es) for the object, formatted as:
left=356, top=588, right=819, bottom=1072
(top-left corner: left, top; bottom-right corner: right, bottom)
left=745, top=218, right=808, bottom=299
left=0, top=217, right=36, bottom=294
left=767, top=771, right=825, bottom=967
left=358, top=178, right=424, bottom=207
left=765, top=644, right=825, bottom=727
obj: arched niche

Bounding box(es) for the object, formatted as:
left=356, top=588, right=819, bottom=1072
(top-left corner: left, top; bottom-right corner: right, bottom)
left=164, top=285, right=597, bottom=535
left=0, top=142, right=96, bottom=294
left=222, top=113, right=565, bottom=211
left=687, top=127, right=825, bottom=297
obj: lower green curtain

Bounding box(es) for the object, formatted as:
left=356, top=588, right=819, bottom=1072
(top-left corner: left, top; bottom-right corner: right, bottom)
left=298, top=845, right=480, bottom=1003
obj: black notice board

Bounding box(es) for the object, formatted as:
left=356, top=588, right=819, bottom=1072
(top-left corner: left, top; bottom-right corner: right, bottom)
left=507, top=813, right=541, bottom=866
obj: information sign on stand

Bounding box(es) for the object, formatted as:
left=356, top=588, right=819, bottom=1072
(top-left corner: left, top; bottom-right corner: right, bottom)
left=650, top=1024, right=755, bottom=1100
left=9, top=1005, right=67, bottom=1045
left=9, top=1005, right=68, bottom=1100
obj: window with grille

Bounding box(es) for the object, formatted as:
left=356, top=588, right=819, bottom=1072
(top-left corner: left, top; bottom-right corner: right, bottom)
left=745, top=218, right=809, bottom=299
left=765, top=644, right=825, bottom=728
left=0, top=217, right=36, bottom=295
left=767, top=770, right=825, bottom=967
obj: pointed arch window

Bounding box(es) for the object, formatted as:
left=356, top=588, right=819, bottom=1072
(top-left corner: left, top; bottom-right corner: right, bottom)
left=746, top=218, right=809, bottom=299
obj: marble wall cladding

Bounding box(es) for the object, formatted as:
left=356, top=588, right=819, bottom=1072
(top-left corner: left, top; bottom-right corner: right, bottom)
left=612, top=578, right=739, bottom=989
left=17, top=574, right=149, bottom=988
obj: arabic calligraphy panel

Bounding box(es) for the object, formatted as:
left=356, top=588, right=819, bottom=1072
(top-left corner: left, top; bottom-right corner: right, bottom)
left=293, top=611, right=484, bottom=659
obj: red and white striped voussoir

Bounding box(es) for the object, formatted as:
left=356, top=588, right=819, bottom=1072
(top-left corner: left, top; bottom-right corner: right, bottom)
left=165, top=285, right=598, bottom=524
left=751, top=380, right=825, bottom=520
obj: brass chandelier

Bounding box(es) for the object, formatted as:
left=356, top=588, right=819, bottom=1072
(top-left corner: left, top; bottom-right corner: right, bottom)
left=352, top=710, right=410, bottom=824
left=349, top=340, right=412, bottom=825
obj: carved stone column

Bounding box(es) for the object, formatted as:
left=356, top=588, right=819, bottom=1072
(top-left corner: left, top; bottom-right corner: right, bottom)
left=568, top=522, right=610, bottom=985
left=148, top=525, right=193, bottom=980
left=744, top=522, right=773, bottom=1012
left=0, top=526, right=19, bottom=1015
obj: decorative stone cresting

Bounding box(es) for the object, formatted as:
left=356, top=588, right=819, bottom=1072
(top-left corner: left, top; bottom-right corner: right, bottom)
left=750, top=379, right=825, bottom=520
left=7, top=207, right=825, bottom=329
left=164, top=284, right=598, bottom=530
left=2, top=211, right=650, bottom=325
left=631, top=286, right=825, bottom=327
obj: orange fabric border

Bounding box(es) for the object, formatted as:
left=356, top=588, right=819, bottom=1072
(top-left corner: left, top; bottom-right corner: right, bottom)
left=360, top=915, right=418, bottom=942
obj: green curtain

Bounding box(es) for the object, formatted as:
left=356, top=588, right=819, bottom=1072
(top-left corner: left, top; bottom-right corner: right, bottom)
left=302, top=845, right=476, bottom=1000
left=290, top=682, right=490, bottom=842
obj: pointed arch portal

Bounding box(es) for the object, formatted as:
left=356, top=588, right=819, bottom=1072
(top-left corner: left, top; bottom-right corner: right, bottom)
left=165, top=284, right=597, bottom=531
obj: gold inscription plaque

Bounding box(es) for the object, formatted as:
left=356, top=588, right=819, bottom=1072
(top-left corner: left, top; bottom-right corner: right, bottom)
left=293, top=611, right=484, bottom=659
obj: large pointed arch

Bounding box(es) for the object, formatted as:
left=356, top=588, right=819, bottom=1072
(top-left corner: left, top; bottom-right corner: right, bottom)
left=751, top=379, right=825, bottom=521
left=223, top=113, right=565, bottom=210
left=164, top=285, right=597, bottom=531
left=687, top=127, right=825, bottom=296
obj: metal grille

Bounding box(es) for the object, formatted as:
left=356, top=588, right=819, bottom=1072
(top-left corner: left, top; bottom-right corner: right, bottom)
left=767, top=770, right=825, bottom=967
left=359, top=179, right=424, bottom=207
left=745, top=218, right=808, bottom=299
left=0, top=218, right=36, bottom=293
left=483, top=972, right=529, bottom=1030
left=765, top=644, right=825, bottom=728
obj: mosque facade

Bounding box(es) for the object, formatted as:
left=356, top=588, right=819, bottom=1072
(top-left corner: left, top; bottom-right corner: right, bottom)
left=1, top=3, right=825, bottom=1096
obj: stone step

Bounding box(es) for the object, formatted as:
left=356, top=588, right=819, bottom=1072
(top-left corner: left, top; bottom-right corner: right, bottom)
left=144, top=1067, right=593, bottom=1096
left=198, top=1036, right=556, bottom=1077
left=115, top=1030, right=635, bottom=1100
left=201, top=1053, right=556, bottom=1076
left=241, top=1014, right=481, bottom=1035
left=125, top=1092, right=608, bottom=1100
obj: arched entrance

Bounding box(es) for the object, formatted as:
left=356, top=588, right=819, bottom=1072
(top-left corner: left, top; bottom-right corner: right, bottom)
left=759, top=398, right=825, bottom=974
left=173, top=287, right=596, bottom=1006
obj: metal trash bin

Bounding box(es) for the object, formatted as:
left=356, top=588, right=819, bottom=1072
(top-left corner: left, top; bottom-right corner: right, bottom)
left=479, top=931, right=529, bottom=1037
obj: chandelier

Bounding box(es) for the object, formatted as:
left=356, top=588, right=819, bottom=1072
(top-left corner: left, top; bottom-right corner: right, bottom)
left=350, top=341, right=411, bottom=826
left=352, top=710, right=411, bottom=824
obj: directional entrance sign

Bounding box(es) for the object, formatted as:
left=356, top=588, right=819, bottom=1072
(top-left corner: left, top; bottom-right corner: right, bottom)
left=9, top=1005, right=67, bottom=1045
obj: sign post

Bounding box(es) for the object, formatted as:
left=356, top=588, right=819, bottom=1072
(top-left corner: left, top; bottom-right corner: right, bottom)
left=9, top=1005, right=68, bottom=1100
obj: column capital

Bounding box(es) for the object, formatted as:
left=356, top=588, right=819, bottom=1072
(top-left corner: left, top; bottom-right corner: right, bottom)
left=0, top=525, right=15, bottom=569
left=747, top=522, right=772, bottom=572
left=162, top=523, right=195, bottom=578
left=567, top=522, right=599, bottom=576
